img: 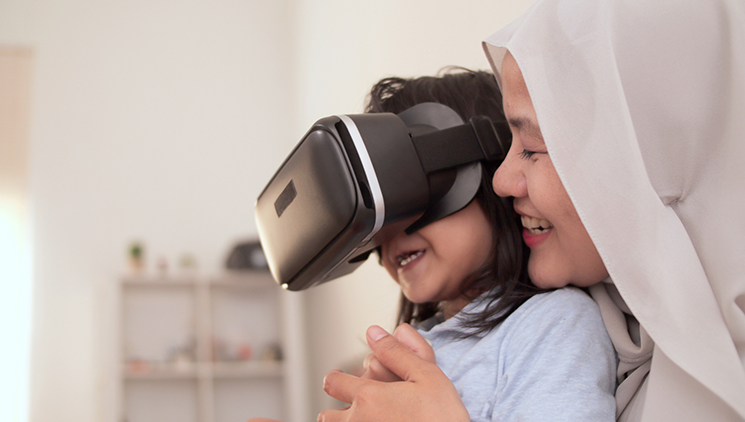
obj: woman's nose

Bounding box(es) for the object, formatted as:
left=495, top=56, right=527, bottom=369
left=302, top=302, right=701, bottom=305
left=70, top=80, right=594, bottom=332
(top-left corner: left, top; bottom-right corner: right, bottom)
left=492, top=150, right=526, bottom=198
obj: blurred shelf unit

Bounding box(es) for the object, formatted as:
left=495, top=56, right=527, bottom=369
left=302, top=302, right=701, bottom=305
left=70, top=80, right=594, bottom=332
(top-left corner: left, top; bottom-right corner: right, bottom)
left=117, top=271, right=305, bottom=422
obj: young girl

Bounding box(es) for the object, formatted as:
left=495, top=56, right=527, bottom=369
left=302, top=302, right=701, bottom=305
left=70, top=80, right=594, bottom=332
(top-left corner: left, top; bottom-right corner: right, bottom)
left=326, top=69, right=617, bottom=421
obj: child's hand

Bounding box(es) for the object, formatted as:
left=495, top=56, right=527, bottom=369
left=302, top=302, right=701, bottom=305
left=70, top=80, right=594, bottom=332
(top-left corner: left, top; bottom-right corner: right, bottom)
left=360, top=323, right=435, bottom=382
left=319, top=325, right=469, bottom=422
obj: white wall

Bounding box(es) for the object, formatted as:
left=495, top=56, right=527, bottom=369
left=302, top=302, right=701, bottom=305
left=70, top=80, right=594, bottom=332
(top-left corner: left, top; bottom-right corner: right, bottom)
left=0, top=0, right=535, bottom=421
left=1, top=0, right=297, bottom=421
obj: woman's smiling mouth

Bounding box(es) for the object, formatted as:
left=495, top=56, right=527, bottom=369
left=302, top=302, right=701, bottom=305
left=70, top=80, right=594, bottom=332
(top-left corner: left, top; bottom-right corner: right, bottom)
left=521, top=215, right=553, bottom=235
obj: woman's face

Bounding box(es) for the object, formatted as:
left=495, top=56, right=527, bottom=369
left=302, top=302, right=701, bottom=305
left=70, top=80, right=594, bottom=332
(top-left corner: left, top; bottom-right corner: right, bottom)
left=380, top=200, right=493, bottom=318
left=492, top=52, right=608, bottom=289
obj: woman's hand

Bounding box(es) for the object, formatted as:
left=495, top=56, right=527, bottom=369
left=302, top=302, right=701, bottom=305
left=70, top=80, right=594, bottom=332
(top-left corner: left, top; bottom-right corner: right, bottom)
left=318, top=325, right=469, bottom=422
left=360, top=323, right=436, bottom=382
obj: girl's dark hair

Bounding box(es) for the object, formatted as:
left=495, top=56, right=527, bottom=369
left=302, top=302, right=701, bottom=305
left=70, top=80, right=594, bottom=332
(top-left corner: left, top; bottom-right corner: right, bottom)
left=366, top=67, right=545, bottom=335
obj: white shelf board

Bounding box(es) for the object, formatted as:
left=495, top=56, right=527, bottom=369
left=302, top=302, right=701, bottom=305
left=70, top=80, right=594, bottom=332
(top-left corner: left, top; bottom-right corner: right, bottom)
left=123, top=361, right=199, bottom=380
left=123, top=360, right=284, bottom=380
left=211, top=360, right=284, bottom=378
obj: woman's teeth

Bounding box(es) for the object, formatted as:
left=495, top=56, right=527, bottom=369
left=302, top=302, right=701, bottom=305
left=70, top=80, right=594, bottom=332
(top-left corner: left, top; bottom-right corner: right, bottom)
left=521, top=216, right=553, bottom=235
left=397, top=250, right=424, bottom=267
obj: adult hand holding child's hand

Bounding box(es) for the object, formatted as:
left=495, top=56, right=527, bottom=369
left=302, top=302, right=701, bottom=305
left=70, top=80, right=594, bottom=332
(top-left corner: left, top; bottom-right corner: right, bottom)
left=318, top=324, right=469, bottom=422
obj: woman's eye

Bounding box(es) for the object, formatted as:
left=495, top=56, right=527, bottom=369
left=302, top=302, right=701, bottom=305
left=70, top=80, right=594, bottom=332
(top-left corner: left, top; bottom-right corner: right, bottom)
left=519, top=149, right=536, bottom=160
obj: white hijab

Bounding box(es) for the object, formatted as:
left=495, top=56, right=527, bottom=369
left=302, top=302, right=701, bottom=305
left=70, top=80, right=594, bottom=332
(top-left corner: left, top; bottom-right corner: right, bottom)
left=483, top=0, right=745, bottom=420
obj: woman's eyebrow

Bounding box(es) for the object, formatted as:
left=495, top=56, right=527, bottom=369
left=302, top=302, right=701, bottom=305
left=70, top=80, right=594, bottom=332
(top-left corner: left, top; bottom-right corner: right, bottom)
left=508, top=116, right=544, bottom=141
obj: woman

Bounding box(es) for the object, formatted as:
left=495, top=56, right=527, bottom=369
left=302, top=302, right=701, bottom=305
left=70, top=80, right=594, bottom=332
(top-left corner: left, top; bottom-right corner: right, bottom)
left=320, top=0, right=745, bottom=420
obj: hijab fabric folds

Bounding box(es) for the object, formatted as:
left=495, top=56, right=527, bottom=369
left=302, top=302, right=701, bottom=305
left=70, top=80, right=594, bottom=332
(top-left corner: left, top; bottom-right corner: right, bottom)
left=483, top=0, right=745, bottom=420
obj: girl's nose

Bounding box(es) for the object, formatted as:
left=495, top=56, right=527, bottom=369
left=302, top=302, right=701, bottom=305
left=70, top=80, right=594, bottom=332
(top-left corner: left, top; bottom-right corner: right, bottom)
left=492, top=149, right=526, bottom=198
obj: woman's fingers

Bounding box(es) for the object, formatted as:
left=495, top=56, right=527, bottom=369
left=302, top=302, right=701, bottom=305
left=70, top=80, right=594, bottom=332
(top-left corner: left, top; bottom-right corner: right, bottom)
left=321, top=360, right=470, bottom=422
left=319, top=325, right=470, bottom=422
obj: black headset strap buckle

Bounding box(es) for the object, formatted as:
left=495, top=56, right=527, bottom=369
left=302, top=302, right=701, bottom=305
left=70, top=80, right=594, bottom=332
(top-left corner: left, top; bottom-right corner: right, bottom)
left=411, top=116, right=509, bottom=174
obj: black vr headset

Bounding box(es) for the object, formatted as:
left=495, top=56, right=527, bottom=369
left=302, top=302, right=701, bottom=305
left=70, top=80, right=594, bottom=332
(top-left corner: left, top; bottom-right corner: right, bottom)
left=255, top=103, right=510, bottom=291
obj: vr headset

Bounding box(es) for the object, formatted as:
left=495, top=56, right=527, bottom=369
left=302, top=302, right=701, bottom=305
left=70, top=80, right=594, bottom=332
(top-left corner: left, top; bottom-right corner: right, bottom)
left=255, top=103, right=510, bottom=291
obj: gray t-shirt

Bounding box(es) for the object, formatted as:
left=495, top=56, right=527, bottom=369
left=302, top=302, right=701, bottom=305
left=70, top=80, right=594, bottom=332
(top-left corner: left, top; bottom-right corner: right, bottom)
left=417, top=287, right=617, bottom=422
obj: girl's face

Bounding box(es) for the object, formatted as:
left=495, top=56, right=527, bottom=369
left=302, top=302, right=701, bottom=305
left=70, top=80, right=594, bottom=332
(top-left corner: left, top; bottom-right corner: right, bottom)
left=381, top=200, right=493, bottom=318
left=492, top=52, right=608, bottom=289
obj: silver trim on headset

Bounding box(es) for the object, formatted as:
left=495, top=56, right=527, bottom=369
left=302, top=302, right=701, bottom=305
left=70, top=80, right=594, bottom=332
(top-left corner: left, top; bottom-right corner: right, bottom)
left=314, top=115, right=387, bottom=284
left=336, top=114, right=385, bottom=242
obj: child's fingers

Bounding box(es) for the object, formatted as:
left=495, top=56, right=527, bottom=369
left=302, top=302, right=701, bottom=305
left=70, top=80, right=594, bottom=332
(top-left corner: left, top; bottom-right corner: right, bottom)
left=393, top=323, right=436, bottom=364
left=323, top=369, right=369, bottom=405
left=359, top=324, right=434, bottom=382
left=316, top=407, right=348, bottom=422
left=366, top=325, right=439, bottom=382
left=361, top=352, right=400, bottom=382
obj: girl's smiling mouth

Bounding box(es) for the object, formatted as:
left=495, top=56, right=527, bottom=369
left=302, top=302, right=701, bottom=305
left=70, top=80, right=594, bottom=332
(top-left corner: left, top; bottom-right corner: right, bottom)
left=396, top=250, right=425, bottom=268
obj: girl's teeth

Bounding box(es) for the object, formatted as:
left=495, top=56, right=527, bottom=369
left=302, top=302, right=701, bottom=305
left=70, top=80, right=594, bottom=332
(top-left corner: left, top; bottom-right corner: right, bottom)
left=398, top=250, right=424, bottom=267
left=521, top=216, right=553, bottom=234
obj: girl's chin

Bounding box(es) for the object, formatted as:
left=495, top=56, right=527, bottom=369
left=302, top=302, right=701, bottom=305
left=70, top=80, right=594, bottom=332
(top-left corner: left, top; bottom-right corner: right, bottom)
left=401, top=288, right=436, bottom=305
